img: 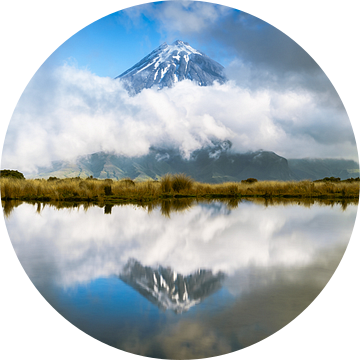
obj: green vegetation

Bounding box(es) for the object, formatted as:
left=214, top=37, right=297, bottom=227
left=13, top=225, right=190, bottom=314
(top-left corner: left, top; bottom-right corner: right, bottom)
left=1, top=173, right=359, bottom=204
left=0, top=169, right=25, bottom=180
left=241, top=178, right=258, bottom=184
left=314, top=176, right=359, bottom=183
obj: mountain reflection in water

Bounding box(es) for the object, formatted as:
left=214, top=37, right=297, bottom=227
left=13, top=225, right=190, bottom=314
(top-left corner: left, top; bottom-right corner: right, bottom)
left=2, top=199, right=357, bottom=359
left=120, top=259, right=224, bottom=313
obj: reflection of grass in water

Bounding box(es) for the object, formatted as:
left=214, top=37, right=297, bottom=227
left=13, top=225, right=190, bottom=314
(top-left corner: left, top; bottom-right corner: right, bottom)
left=247, top=196, right=354, bottom=211
left=160, top=198, right=195, bottom=218
left=2, top=197, right=358, bottom=218
left=1, top=200, right=23, bottom=218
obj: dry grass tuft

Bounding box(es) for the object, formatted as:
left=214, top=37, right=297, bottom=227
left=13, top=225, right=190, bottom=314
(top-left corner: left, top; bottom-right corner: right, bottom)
left=0, top=175, right=359, bottom=203
left=171, top=174, right=194, bottom=192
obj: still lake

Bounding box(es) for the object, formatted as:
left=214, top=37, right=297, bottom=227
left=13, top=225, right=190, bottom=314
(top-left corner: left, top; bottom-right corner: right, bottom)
left=3, top=199, right=357, bottom=359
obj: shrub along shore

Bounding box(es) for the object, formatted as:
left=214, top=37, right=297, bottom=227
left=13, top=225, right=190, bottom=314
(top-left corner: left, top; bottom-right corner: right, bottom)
left=0, top=174, right=359, bottom=203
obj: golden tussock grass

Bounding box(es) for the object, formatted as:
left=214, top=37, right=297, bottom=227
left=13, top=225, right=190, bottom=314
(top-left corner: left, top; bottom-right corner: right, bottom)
left=1, top=175, right=359, bottom=203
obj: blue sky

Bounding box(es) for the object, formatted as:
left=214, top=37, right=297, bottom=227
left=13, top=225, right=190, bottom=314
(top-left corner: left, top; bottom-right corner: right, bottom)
left=45, top=2, right=241, bottom=77
left=2, top=1, right=358, bottom=172
left=46, top=9, right=164, bottom=78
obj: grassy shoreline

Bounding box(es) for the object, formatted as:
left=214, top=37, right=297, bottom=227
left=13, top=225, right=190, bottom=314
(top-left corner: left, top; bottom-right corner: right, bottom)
left=1, top=174, right=359, bottom=203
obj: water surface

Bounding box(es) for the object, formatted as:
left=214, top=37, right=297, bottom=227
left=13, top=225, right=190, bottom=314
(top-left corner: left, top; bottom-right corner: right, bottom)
left=4, top=199, right=357, bottom=359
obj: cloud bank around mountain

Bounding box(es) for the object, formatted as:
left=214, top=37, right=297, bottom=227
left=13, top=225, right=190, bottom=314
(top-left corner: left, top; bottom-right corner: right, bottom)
left=2, top=62, right=357, bottom=173
left=2, top=1, right=357, bottom=173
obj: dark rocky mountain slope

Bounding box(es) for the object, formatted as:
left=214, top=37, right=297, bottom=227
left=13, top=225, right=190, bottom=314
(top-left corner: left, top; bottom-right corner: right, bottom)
left=30, top=141, right=293, bottom=182
left=28, top=140, right=358, bottom=181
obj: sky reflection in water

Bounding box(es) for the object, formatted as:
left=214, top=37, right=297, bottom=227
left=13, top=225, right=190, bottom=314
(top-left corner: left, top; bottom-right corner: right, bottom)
left=4, top=200, right=356, bottom=359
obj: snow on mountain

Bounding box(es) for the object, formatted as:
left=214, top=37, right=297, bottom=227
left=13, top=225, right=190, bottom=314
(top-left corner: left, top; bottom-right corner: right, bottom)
left=119, top=259, right=224, bottom=314
left=116, top=40, right=226, bottom=94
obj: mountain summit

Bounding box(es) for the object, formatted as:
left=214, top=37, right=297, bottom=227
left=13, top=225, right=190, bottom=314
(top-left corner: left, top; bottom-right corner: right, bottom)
left=116, top=40, right=226, bottom=94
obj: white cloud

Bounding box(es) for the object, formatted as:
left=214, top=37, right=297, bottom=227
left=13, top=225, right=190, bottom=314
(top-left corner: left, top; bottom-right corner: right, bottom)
left=124, top=1, right=231, bottom=35
left=1, top=63, right=357, bottom=173
left=2, top=65, right=233, bottom=172
left=6, top=201, right=356, bottom=288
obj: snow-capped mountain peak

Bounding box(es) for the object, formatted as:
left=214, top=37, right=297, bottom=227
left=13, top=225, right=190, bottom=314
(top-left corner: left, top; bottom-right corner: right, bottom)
left=116, top=40, right=226, bottom=94
left=159, top=40, right=203, bottom=58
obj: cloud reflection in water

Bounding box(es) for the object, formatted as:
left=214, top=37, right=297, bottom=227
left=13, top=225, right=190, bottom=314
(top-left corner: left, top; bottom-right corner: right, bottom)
left=4, top=200, right=356, bottom=358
